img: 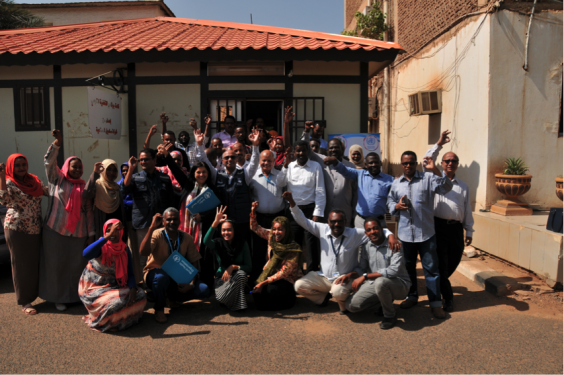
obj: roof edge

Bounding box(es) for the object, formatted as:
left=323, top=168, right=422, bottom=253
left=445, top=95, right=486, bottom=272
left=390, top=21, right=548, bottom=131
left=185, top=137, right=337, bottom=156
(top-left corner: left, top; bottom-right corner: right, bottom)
left=16, top=1, right=175, bottom=17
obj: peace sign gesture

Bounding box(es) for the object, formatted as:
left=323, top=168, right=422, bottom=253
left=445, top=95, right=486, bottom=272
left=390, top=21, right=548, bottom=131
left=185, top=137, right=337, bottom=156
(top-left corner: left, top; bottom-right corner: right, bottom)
left=212, top=205, right=228, bottom=228
left=284, top=106, right=294, bottom=124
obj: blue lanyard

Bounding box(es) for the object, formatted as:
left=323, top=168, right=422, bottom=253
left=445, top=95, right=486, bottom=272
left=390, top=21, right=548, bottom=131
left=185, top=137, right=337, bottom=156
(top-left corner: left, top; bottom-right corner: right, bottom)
left=330, top=236, right=344, bottom=259
left=164, top=230, right=181, bottom=255
left=262, top=173, right=274, bottom=186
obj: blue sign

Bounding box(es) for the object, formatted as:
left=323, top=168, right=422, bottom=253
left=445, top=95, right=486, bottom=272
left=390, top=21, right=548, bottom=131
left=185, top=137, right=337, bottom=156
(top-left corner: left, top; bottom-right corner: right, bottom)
left=328, top=133, right=381, bottom=158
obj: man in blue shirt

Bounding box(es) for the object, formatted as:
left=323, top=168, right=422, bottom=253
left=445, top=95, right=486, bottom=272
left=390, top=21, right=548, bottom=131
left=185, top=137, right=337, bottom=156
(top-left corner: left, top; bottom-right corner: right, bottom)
left=387, top=151, right=453, bottom=319
left=325, top=152, right=393, bottom=229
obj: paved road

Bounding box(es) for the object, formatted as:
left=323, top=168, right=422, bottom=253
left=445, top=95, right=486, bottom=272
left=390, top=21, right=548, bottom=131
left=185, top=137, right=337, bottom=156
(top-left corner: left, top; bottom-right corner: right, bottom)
left=0, top=263, right=562, bottom=374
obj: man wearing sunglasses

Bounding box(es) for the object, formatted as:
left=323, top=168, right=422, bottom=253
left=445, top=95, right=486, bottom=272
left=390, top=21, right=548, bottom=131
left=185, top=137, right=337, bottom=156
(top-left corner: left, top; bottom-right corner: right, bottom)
left=387, top=148, right=453, bottom=319
left=424, top=130, right=474, bottom=313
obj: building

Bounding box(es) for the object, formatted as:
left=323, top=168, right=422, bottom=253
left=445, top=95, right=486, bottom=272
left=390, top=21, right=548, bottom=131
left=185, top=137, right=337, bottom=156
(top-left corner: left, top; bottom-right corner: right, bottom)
left=16, top=0, right=175, bottom=26
left=345, top=0, right=563, bottom=286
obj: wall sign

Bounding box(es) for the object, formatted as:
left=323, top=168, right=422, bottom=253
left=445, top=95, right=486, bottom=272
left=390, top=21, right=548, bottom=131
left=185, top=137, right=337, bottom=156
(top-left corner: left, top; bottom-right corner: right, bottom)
left=329, top=133, right=381, bottom=158
left=87, top=87, right=122, bottom=140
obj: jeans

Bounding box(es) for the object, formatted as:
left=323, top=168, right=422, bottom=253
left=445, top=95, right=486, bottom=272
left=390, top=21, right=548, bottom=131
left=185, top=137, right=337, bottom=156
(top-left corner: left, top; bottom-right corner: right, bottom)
left=401, top=235, right=442, bottom=308
left=146, top=268, right=210, bottom=311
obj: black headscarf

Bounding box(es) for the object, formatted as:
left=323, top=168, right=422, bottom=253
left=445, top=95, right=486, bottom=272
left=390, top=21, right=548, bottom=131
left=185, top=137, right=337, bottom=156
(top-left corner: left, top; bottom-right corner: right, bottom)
left=213, top=220, right=246, bottom=269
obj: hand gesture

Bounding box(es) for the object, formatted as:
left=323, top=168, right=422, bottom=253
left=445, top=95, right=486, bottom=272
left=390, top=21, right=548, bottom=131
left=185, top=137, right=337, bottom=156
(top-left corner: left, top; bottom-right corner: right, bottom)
left=189, top=118, right=198, bottom=130
left=212, top=206, right=228, bottom=228
left=93, top=162, right=104, bottom=175
left=304, top=121, right=314, bottom=133
left=251, top=201, right=259, bottom=216
left=395, top=195, right=409, bottom=211
left=422, top=156, right=435, bottom=170
left=52, top=129, right=63, bottom=146
left=283, top=147, right=294, bottom=168
left=267, top=137, right=276, bottom=151
left=248, top=128, right=261, bottom=147
left=351, top=276, right=365, bottom=293
left=437, top=130, right=451, bottom=146
left=149, top=124, right=158, bottom=137
left=323, top=156, right=338, bottom=166
left=0, top=163, right=5, bottom=179
left=104, top=222, right=122, bottom=241
left=151, top=213, right=163, bottom=229
left=160, top=112, right=169, bottom=124
left=194, top=128, right=204, bottom=146
left=128, top=156, right=138, bottom=170
left=163, top=142, right=174, bottom=157
left=156, top=144, right=164, bottom=157
left=284, top=106, right=294, bottom=124
left=282, top=191, right=295, bottom=207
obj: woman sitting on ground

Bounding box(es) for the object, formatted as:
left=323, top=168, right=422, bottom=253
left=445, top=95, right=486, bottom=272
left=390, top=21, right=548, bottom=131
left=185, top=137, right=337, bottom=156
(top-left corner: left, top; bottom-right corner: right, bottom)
left=79, top=219, right=146, bottom=332
left=204, top=206, right=252, bottom=311
left=250, top=202, right=303, bottom=311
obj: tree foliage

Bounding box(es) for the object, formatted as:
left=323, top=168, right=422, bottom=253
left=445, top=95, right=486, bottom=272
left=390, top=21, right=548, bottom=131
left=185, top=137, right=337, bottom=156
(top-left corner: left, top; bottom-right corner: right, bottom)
left=341, top=2, right=388, bottom=40
left=0, top=0, right=45, bottom=30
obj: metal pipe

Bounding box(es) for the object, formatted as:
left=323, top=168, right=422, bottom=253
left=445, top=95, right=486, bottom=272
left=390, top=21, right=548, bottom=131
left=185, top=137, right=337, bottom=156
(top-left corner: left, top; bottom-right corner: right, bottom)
left=523, top=0, right=537, bottom=71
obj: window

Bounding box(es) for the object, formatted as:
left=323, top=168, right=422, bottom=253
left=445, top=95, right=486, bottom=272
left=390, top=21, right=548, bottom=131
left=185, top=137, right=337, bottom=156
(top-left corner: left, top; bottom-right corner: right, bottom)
left=14, top=86, right=50, bottom=131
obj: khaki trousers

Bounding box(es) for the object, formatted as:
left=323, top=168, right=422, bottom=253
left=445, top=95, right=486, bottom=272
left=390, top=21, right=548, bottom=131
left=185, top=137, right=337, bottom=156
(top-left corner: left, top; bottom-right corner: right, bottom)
left=294, top=271, right=353, bottom=310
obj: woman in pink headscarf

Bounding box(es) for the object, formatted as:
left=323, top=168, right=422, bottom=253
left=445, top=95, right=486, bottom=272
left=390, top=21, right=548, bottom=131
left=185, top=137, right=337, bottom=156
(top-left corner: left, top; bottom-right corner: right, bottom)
left=39, top=130, right=95, bottom=312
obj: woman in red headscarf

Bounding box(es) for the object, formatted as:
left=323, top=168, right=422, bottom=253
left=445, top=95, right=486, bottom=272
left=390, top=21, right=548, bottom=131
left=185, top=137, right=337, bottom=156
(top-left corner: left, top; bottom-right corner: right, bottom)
left=79, top=219, right=146, bottom=332
left=38, top=130, right=95, bottom=312
left=0, top=153, right=47, bottom=315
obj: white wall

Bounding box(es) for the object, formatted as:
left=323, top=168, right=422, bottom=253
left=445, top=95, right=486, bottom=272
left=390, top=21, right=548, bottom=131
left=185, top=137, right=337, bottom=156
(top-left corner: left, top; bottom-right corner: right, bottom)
left=388, top=16, right=491, bottom=210
left=488, top=10, right=563, bottom=209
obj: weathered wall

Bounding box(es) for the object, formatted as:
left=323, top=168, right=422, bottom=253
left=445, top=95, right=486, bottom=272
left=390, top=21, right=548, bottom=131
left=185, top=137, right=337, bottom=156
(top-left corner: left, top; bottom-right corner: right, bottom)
left=388, top=16, right=491, bottom=210
left=293, top=83, right=361, bottom=137
left=345, top=0, right=366, bottom=30
left=488, top=10, right=563, bottom=209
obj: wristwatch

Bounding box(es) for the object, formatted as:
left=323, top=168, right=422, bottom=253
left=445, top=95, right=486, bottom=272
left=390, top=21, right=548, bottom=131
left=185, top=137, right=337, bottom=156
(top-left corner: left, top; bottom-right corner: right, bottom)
left=363, top=273, right=368, bottom=279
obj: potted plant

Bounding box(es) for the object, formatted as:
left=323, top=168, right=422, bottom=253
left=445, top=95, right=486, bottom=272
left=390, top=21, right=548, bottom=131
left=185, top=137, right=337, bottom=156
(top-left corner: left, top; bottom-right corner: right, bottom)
left=556, top=175, right=563, bottom=201
left=491, top=158, right=533, bottom=216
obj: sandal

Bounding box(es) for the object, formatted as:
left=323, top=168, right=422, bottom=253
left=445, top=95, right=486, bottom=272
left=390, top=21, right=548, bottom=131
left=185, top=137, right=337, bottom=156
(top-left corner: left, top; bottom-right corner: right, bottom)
left=22, top=305, right=37, bottom=315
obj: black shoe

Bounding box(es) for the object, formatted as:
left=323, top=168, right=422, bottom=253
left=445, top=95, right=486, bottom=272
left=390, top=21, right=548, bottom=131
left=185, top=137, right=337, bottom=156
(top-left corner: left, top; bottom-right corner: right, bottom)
left=380, top=316, right=397, bottom=330
left=319, top=293, right=331, bottom=307
left=374, top=307, right=384, bottom=317
left=399, top=300, right=418, bottom=309
left=444, top=299, right=454, bottom=312
left=339, top=309, right=349, bottom=315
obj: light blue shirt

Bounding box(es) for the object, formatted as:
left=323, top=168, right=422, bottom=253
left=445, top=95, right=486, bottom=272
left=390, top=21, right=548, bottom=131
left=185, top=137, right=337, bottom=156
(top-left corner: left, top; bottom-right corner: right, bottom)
left=387, top=170, right=453, bottom=243
left=335, top=162, right=393, bottom=218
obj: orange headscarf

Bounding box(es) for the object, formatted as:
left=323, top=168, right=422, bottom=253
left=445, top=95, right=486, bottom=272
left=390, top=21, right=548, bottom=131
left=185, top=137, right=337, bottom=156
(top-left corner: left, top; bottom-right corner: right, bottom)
left=6, top=154, right=43, bottom=197
left=100, top=219, right=128, bottom=287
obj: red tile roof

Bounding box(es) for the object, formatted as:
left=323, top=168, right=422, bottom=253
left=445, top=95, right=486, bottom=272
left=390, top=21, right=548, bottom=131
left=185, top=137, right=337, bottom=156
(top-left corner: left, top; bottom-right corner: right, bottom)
left=0, top=17, right=404, bottom=55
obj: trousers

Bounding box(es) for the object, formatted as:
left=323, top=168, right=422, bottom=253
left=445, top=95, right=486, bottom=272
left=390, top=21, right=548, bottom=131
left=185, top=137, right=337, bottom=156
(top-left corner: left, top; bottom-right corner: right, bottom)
left=294, top=271, right=353, bottom=310
left=146, top=268, right=210, bottom=311
left=346, top=277, right=409, bottom=318
left=434, top=217, right=465, bottom=302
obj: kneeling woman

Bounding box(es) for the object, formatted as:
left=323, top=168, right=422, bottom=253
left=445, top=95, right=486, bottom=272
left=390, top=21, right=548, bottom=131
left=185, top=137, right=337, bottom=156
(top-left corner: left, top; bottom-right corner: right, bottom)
left=79, top=219, right=146, bottom=332
left=204, top=206, right=251, bottom=311
left=250, top=202, right=303, bottom=311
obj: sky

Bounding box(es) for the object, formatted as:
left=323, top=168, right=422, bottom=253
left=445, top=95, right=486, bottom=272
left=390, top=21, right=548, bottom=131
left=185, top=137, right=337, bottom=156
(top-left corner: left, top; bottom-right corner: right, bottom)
left=16, top=0, right=345, bottom=34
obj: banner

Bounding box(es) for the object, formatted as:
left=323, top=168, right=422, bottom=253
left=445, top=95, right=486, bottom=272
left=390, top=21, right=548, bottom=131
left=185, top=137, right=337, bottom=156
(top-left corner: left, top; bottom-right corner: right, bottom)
left=186, top=189, right=221, bottom=215
left=328, top=133, right=381, bottom=158
left=161, top=251, right=199, bottom=285
left=87, top=87, right=122, bottom=140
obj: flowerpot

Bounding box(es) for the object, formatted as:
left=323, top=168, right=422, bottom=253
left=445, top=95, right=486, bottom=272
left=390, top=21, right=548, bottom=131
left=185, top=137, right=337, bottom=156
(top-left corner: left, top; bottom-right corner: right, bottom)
left=556, top=177, right=563, bottom=201
left=491, top=174, right=533, bottom=216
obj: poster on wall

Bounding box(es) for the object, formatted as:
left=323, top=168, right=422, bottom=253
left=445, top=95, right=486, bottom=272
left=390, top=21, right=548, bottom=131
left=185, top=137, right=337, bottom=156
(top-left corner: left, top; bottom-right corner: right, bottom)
left=87, top=87, right=122, bottom=140
left=328, top=133, right=381, bottom=158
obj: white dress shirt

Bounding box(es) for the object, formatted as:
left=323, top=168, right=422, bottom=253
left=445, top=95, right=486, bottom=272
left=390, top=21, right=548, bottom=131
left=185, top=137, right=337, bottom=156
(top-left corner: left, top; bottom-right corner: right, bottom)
left=195, top=144, right=259, bottom=186
left=249, top=168, right=286, bottom=214
left=290, top=205, right=392, bottom=281
left=425, top=144, right=475, bottom=237
left=276, top=159, right=326, bottom=217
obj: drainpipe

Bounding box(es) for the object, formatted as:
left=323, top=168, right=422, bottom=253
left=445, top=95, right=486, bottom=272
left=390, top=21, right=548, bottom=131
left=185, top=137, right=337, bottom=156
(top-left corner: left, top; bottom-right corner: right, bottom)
left=523, top=0, right=537, bottom=71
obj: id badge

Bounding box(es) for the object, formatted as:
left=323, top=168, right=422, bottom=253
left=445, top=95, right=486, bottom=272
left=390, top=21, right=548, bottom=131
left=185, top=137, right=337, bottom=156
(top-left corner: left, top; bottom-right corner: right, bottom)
left=332, top=272, right=340, bottom=279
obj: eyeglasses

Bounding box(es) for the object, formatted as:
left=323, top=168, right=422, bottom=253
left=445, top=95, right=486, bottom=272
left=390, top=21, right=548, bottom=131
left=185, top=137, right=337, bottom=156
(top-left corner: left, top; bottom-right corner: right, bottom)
left=401, top=162, right=417, bottom=166
left=442, top=159, right=459, bottom=164
left=223, top=155, right=237, bottom=160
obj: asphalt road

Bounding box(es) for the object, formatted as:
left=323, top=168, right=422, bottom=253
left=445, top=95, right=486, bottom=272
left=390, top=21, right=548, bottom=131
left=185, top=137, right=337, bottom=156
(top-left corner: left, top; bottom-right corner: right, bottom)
left=0, top=263, right=562, bottom=374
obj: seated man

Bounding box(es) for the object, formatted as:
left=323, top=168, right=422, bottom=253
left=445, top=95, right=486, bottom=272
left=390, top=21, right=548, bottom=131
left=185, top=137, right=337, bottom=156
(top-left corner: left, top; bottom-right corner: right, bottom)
left=345, top=218, right=411, bottom=330
left=283, top=192, right=400, bottom=314
left=140, top=208, right=210, bottom=324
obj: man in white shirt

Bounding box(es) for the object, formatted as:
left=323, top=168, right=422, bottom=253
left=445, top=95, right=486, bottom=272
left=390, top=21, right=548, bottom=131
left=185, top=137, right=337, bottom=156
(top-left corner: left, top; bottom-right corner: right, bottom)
left=276, top=140, right=326, bottom=273
left=249, top=150, right=287, bottom=281
left=425, top=130, right=475, bottom=313
left=283, top=192, right=401, bottom=314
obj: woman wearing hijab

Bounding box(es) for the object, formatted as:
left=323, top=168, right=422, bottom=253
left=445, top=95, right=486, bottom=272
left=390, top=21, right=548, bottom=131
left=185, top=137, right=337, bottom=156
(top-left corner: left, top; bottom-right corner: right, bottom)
left=39, top=130, right=94, bottom=312
left=349, top=145, right=365, bottom=169
left=79, top=219, right=146, bottom=332
left=204, top=206, right=251, bottom=311
left=0, top=154, right=47, bottom=315
left=250, top=202, right=303, bottom=311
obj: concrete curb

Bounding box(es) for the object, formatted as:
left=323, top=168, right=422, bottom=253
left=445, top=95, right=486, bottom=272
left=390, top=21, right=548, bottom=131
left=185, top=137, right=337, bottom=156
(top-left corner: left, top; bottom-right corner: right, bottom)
left=457, top=257, right=529, bottom=296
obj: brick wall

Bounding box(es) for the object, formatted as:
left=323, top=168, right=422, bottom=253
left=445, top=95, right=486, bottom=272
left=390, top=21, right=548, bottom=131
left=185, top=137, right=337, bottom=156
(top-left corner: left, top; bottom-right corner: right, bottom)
left=345, top=0, right=366, bottom=29
left=396, top=0, right=479, bottom=57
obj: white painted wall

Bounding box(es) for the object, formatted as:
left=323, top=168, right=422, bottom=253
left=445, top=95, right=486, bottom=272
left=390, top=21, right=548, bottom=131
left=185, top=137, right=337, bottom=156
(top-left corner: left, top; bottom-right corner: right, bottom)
left=388, top=16, right=491, bottom=210
left=488, top=10, right=563, bottom=209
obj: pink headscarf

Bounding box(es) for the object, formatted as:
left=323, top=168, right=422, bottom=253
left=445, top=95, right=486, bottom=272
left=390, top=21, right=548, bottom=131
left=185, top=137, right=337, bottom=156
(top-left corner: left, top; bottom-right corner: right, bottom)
left=100, top=219, right=128, bottom=287
left=61, top=156, right=85, bottom=234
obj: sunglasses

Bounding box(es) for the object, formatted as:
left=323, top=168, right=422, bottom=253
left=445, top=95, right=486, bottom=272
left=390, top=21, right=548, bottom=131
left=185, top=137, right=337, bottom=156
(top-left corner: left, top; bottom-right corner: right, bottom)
left=401, top=162, right=417, bottom=166
left=442, top=159, right=459, bottom=164
left=223, top=155, right=237, bottom=160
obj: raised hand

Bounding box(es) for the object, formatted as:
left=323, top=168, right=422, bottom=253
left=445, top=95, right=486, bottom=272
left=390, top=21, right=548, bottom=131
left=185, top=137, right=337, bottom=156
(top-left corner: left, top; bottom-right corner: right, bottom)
left=189, top=118, right=198, bottom=130
left=284, top=106, right=294, bottom=124
left=251, top=201, right=259, bottom=216
left=104, top=222, right=122, bottom=241
left=212, top=205, right=228, bottom=228
left=437, top=130, right=451, bottom=146
left=149, top=124, right=158, bottom=137
left=304, top=121, right=314, bottom=133
left=52, top=129, right=63, bottom=146
left=150, top=213, right=163, bottom=229
left=160, top=112, right=169, bottom=124
left=194, top=128, right=204, bottom=146
left=128, top=156, right=138, bottom=170
left=323, top=156, right=338, bottom=166
left=267, top=137, right=276, bottom=151
left=204, top=115, right=212, bottom=127
left=163, top=142, right=174, bottom=157
left=283, top=147, right=294, bottom=168
left=248, top=128, right=261, bottom=146
left=423, top=156, right=435, bottom=170
left=93, top=162, right=104, bottom=175
left=282, top=191, right=295, bottom=208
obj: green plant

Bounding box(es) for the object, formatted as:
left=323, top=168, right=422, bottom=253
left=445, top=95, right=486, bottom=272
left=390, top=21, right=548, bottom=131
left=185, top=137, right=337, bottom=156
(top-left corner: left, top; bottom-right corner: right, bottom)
left=341, top=2, right=388, bottom=40
left=0, top=0, right=45, bottom=30
left=503, top=158, right=529, bottom=175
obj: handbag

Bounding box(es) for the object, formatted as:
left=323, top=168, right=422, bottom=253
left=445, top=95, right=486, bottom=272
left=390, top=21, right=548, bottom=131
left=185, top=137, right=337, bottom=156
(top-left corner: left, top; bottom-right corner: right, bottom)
left=546, top=207, right=563, bottom=234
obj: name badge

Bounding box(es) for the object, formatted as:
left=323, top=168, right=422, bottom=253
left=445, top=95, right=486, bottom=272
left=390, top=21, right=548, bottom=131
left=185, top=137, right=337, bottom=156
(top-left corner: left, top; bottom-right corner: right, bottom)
left=332, top=272, right=340, bottom=279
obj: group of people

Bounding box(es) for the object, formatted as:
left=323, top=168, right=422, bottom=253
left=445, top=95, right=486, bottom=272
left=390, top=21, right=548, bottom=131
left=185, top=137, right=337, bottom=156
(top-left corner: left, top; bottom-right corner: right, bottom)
left=0, top=106, right=474, bottom=332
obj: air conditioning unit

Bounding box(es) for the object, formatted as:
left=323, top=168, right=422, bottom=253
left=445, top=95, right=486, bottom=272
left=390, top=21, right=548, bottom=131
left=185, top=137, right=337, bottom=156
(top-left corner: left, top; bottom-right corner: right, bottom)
left=408, top=90, right=442, bottom=116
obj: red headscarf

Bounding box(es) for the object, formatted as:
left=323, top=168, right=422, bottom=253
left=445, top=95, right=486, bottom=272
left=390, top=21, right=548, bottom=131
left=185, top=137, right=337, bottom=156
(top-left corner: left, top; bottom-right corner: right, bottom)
left=61, top=156, right=86, bottom=234
left=100, top=219, right=128, bottom=287
left=6, top=154, right=43, bottom=197
left=274, top=137, right=286, bottom=166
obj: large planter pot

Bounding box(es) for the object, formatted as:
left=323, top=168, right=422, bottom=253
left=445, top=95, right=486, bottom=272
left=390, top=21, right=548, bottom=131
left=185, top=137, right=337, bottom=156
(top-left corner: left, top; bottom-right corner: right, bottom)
left=491, top=174, right=533, bottom=216
left=556, top=177, right=563, bottom=201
